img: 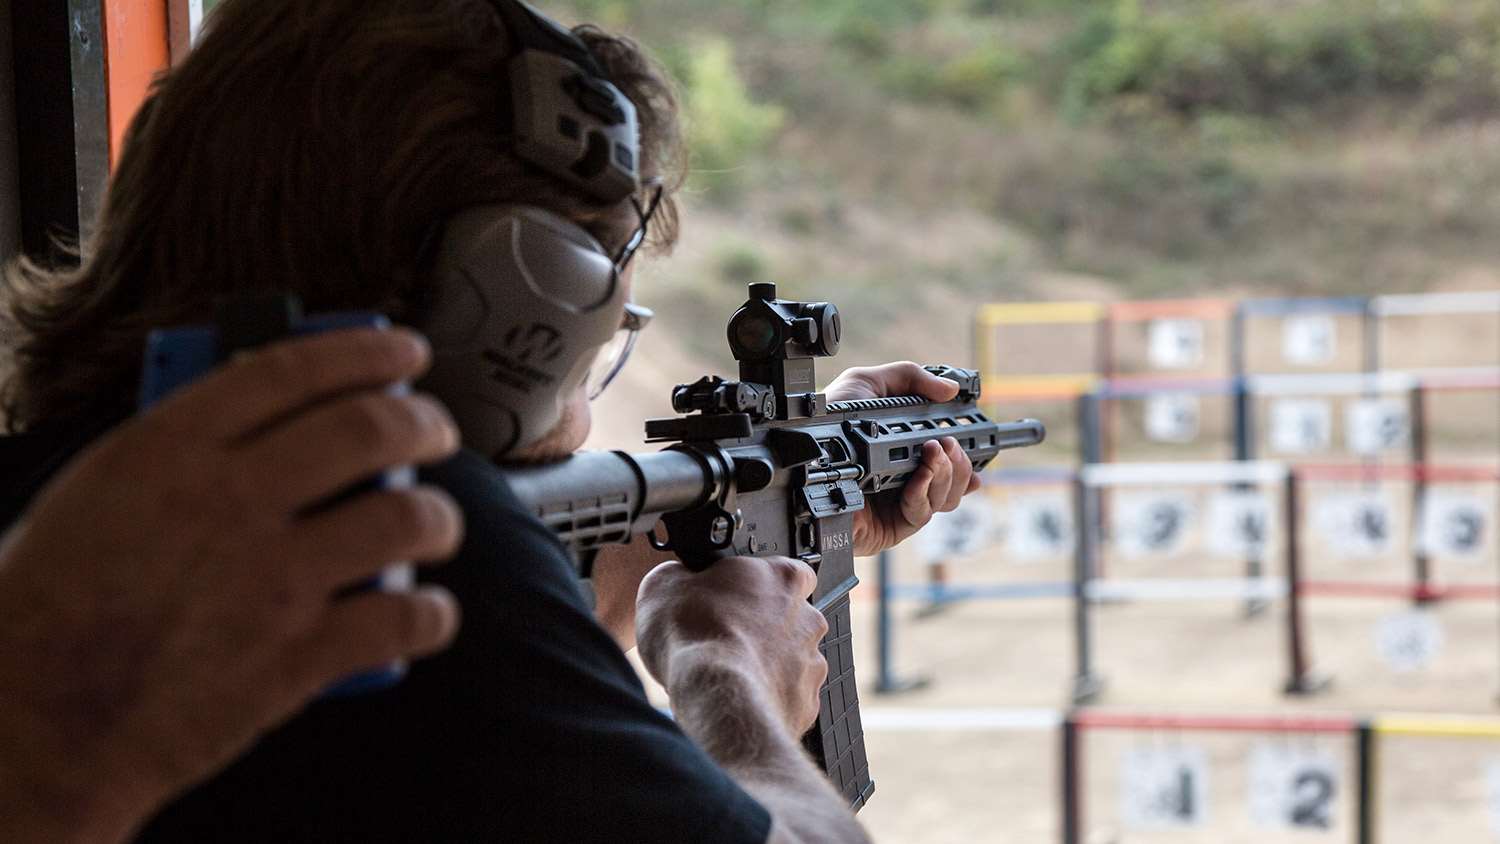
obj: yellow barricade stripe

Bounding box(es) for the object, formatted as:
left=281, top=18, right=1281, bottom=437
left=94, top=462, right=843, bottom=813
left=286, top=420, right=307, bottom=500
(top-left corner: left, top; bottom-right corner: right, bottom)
left=1374, top=716, right=1500, bottom=739
left=978, top=302, right=1104, bottom=325
left=983, top=373, right=1099, bottom=399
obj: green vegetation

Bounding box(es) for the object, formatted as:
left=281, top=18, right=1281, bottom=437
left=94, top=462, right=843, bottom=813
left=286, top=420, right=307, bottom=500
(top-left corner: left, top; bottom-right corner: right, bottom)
left=587, top=2, right=1500, bottom=363
left=666, top=39, right=785, bottom=201
left=1059, top=0, right=1500, bottom=121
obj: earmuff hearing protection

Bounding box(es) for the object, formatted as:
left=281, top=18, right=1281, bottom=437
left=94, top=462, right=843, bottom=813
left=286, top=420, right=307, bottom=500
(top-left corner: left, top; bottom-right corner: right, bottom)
left=416, top=1, right=643, bottom=459
left=421, top=206, right=625, bottom=458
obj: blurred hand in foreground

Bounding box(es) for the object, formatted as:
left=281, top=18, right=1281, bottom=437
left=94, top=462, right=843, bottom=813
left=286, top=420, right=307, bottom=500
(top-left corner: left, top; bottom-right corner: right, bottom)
left=0, top=328, right=464, bottom=844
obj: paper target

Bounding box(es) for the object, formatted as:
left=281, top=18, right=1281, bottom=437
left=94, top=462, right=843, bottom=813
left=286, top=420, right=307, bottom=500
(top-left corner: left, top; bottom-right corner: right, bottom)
left=1144, top=393, right=1201, bottom=443
left=919, top=495, right=994, bottom=563
left=1148, top=319, right=1206, bottom=369
left=1375, top=610, right=1444, bottom=673
left=1313, top=494, right=1395, bottom=559
left=1005, top=493, right=1074, bottom=561
left=1113, top=493, right=1196, bottom=559
left=1417, top=492, right=1490, bottom=561
left=1485, top=760, right=1500, bottom=837
left=1207, top=491, right=1273, bottom=558
left=1121, top=746, right=1210, bottom=830
left=1248, top=744, right=1341, bottom=831
left=1346, top=399, right=1410, bottom=455
left=1282, top=314, right=1337, bottom=365
left=1269, top=399, right=1332, bottom=454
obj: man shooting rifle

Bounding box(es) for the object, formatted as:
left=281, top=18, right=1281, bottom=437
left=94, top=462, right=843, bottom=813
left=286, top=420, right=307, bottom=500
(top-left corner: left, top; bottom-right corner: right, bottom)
left=0, top=1, right=1021, bottom=840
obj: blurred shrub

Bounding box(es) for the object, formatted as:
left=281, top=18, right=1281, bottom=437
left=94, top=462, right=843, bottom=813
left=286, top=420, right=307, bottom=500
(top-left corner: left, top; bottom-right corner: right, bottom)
left=882, top=43, right=1024, bottom=111
left=1061, top=0, right=1500, bottom=120
left=714, top=239, right=771, bottom=286
left=674, top=39, right=785, bottom=202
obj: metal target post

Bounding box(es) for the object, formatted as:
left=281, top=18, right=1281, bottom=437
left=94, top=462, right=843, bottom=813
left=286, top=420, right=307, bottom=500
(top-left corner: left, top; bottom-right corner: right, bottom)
left=873, top=550, right=929, bottom=695
left=1071, top=391, right=1105, bottom=704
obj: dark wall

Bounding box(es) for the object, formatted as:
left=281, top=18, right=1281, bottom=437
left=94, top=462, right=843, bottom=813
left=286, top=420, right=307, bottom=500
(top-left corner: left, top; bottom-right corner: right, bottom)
left=0, top=0, right=18, bottom=263
left=9, top=0, right=108, bottom=265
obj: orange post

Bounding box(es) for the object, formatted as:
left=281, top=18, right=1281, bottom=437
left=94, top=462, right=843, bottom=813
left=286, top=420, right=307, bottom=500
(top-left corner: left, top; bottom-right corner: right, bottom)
left=103, top=0, right=171, bottom=167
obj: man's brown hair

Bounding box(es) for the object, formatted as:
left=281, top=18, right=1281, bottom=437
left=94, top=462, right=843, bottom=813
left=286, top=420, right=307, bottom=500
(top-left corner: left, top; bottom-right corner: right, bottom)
left=1, top=0, right=683, bottom=431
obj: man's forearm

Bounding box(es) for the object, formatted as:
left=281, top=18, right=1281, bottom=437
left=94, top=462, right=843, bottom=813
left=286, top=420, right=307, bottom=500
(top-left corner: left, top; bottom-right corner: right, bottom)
left=665, top=644, right=870, bottom=844
left=591, top=540, right=673, bottom=651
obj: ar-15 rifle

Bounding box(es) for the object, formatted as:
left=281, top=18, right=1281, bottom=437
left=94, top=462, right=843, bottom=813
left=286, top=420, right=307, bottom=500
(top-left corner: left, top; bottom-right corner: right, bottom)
left=504, top=282, right=1045, bottom=811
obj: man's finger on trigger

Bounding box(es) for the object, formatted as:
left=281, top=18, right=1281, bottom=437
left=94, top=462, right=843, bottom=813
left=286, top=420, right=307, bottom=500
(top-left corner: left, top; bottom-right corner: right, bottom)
left=966, top=472, right=983, bottom=494
left=161, top=328, right=433, bottom=443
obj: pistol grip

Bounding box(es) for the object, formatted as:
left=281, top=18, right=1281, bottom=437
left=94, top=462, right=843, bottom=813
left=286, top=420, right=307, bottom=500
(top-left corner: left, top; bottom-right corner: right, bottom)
left=800, top=592, right=874, bottom=811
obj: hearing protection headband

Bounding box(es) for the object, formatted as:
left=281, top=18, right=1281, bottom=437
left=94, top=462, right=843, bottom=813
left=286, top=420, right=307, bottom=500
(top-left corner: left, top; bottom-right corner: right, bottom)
left=490, top=0, right=641, bottom=204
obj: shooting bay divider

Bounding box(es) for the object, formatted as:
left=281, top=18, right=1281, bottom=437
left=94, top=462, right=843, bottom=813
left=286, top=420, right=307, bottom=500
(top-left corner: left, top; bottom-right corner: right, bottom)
left=873, top=466, right=1077, bottom=694
left=1371, top=291, right=1500, bottom=374
left=1062, top=710, right=1360, bottom=843
left=1070, top=460, right=1316, bottom=703
left=1057, top=710, right=1500, bottom=844
left=974, top=301, right=1105, bottom=404
left=975, top=290, right=1500, bottom=405
left=877, top=457, right=1499, bottom=704
left=1285, top=463, right=1500, bottom=697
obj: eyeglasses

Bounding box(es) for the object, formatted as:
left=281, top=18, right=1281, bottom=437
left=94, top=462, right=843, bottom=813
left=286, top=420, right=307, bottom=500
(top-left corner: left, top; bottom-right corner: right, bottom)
left=585, top=301, right=653, bottom=400
left=611, top=180, right=664, bottom=275
left=587, top=181, right=662, bottom=400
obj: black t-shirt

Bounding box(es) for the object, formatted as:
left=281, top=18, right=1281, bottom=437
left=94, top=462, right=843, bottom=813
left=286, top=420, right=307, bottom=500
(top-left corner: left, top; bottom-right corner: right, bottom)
left=0, top=427, right=771, bottom=843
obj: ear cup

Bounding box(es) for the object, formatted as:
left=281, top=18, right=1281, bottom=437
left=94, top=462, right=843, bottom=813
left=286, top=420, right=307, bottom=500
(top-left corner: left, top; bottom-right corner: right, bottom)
left=417, top=205, right=624, bottom=458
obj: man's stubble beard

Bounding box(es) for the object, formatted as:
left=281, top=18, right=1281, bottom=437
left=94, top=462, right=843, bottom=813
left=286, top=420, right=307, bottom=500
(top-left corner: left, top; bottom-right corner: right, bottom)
left=501, top=391, right=591, bottom=466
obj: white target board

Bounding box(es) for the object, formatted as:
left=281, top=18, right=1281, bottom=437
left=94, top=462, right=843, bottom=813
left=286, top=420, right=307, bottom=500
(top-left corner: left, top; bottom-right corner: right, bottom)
left=1282, top=314, right=1338, bottom=365
left=1485, top=760, right=1500, bottom=837
left=1375, top=610, right=1444, bottom=673
left=1148, top=319, right=1206, bottom=369
left=1346, top=399, right=1410, bottom=455
left=1248, top=744, right=1341, bottom=831
left=919, top=495, right=994, bottom=563
left=1313, top=494, right=1396, bottom=558
left=1207, top=491, right=1274, bottom=558
left=1113, top=493, right=1196, bottom=559
left=1121, top=746, right=1210, bottom=830
left=1145, top=393, right=1201, bottom=443
left=1417, top=492, right=1490, bottom=561
left=1270, top=399, right=1332, bottom=454
left=1005, top=493, right=1074, bottom=561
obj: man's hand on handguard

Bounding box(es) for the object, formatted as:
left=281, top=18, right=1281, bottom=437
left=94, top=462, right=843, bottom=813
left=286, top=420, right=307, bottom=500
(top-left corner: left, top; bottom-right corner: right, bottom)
left=0, top=328, right=464, bottom=844
left=826, top=361, right=982, bottom=556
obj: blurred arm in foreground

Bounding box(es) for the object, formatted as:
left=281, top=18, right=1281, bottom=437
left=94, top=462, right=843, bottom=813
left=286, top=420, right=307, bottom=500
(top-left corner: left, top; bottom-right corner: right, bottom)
left=0, top=329, right=463, bottom=843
